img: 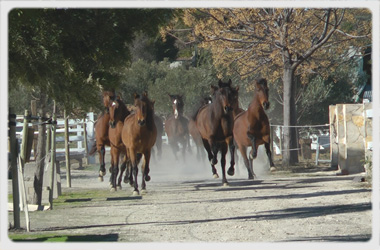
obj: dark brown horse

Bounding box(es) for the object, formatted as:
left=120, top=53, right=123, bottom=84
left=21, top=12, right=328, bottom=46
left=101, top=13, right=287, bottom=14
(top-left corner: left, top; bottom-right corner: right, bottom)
left=122, top=92, right=157, bottom=195
left=233, top=78, right=275, bottom=179
left=164, top=94, right=190, bottom=161
left=89, top=90, right=116, bottom=181
left=188, top=96, right=212, bottom=161
left=108, top=97, right=131, bottom=191
left=193, top=80, right=238, bottom=186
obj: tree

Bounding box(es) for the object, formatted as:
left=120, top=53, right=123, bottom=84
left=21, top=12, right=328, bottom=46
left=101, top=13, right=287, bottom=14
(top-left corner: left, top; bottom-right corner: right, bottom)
left=8, top=8, right=175, bottom=205
left=181, top=8, right=371, bottom=166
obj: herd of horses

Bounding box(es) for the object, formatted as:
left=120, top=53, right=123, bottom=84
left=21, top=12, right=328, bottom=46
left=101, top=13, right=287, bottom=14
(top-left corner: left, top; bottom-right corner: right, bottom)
left=89, top=78, right=275, bottom=195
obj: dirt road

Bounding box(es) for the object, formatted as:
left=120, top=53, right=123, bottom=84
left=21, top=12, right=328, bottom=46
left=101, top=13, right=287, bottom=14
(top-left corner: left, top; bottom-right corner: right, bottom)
left=8, top=146, right=372, bottom=243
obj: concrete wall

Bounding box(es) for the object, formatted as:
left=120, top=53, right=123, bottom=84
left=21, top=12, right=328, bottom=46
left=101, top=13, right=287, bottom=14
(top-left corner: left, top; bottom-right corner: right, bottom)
left=329, top=103, right=372, bottom=175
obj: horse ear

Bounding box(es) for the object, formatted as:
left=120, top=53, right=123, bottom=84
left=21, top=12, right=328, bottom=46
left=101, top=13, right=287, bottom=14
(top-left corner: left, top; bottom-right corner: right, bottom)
left=210, top=85, right=218, bottom=94
left=143, top=91, right=148, bottom=97
left=218, top=79, right=223, bottom=87
left=228, top=79, right=232, bottom=85
left=133, top=93, right=139, bottom=99
left=235, top=86, right=239, bottom=92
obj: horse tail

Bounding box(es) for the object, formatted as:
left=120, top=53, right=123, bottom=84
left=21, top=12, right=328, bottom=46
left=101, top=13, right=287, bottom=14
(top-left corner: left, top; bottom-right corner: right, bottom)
left=88, top=140, right=97, bottom=155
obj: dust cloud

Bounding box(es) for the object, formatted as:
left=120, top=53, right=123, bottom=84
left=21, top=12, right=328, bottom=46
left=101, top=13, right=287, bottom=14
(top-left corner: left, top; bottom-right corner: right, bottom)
left=148, top=143, right=271, bottom=184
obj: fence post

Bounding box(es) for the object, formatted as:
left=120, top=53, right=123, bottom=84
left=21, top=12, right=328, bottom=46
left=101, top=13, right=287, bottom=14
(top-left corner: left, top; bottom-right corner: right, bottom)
left=48, top=113, right=57, bottom=209
left=83, top=118, right=89, bottom=165
left=20, top=110, right=29, bottom=170
left=45, top=114, right=51, bottom=161
left=64, top=110, right=71, bottom=187
left=9, top=108, right=20, bottom=229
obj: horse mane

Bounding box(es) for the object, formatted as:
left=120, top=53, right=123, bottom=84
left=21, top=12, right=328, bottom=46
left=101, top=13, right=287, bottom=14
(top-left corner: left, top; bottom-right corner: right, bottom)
left=191, top=96, right=211, bottom=121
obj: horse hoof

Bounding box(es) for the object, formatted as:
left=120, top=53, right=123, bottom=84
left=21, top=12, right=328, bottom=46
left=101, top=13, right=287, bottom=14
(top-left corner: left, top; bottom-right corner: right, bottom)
left=110, top=187, right=116, bottom=192
left=141, top=189, right=147, bottom=195
left=227, top=168, right=235, bottom=176
left=117, top=185, right=122, bottom=190
left=223, top=182, right=229, bottom=187
left=145, top=175, right=151, bottom=182
left=270, top=167, right=276, bottom=172
left=132, top=190, right=139, bottom=196
left=250, top=154, right=257, bottom=160
left=211, top=159, right=218, bottom=165
left=248, top=175, right=254, bottom=180
left=98, top=176, right=104, bottom=182
left=213, top=174, right=219, bottom=179
left=99, top=171, right=106, bottom=177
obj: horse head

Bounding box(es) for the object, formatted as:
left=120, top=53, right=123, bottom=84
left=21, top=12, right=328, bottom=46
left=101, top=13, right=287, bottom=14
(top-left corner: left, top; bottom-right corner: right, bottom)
left=134, top=91, right=154, bottom=127
left=212, top=79, right=240, bottom=114
left=168, top=94, right=184, bottom=119
left=108, top=97, right=121, bottom=128
left=103, top=90, right=117, bottom=108
left=255, top=78, right=270, bottom=110
left=211, top=85, right=233, bottom=114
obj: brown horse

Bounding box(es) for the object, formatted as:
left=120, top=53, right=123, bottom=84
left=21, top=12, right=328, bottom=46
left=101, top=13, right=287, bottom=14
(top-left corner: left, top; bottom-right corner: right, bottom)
left=122, top=92, right=157, bottom=195
left=89, top=112, right=110, bottom=181
left=164, top=94, right=190, bottom=161
left=189, top=96, right=212, bottom=161
left=89, top=90, right=116, bottom=181
left=193, top=80, right=238, bottom=186
left=153, top=114, right=164, bottom=160
left=108, top=97, right=131, bottom=191
left=233, top=78, right=275, bottom=179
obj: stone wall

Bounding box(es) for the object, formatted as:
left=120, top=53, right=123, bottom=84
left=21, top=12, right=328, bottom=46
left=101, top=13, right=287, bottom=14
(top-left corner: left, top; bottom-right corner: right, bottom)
left=329, top=103, right=372, bottom=175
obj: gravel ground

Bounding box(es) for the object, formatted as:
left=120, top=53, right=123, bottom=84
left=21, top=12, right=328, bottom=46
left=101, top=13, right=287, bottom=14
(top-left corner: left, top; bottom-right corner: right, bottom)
left=7, top=145, right=372, bottom=244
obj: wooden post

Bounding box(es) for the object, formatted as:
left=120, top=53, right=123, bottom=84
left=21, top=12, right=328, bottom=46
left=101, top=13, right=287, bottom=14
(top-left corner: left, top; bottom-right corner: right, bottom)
left=31, top=100, right=38, bottom=161
left=48, top=113, right=57, bottom=209
left=18, top=156, right=30, bottom=232
left=9, top=108, right=20, bottom=229
left=279, top=126, right=283, bottom=156
left=45, top=114, right=51, bottom=160
left=20, top=110, right=29, bottom=170
left=64, top=110, right=71, bottom=187
left=83, top=118, right=89, bottom=165
left=270, top=125, right=274, bottom=158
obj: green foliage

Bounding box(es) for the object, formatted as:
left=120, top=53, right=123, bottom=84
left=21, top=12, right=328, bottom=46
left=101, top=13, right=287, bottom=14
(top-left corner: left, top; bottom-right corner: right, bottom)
left=8, top=9, right=174, bottom=115
left=297, top=58, right=361, bottom=125
left=118, top=59, right=219, bottom=117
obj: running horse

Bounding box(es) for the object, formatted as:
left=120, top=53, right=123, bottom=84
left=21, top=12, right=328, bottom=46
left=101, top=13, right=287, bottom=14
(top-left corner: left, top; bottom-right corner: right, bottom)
left=122, top=91, right=157, bottom=195
left=188, top=96, right=212, bottom=161
left=153, top=114, right=164, bottom=160
left=89, top=90, right=116, bottom=181
left=107, top=96, right=131, bottom=191
left=164, top=94, right=190, bottom=161
left=193, top=80, right=239, bottom=186
left=233, top=78, right=275, bottom=179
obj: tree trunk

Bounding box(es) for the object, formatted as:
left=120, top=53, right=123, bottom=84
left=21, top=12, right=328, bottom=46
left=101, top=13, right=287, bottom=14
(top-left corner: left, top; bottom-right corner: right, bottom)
left=30, top=95, right=47, bottom=205
left=282, top=65, right=299, bottom=167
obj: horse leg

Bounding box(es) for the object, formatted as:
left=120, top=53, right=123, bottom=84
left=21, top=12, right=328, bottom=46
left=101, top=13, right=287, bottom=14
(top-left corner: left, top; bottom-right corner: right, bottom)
left=265, top=142, right=276, bottom=171
left=239, top=145, right=254, bottom=179
left=169, top=139, right=179, bottom=160
left=129, top=149, right=139, bottom=195
left=247, top=133, right=257, bottom=159
left=226, top=137, right=235, bottom=176
left=98, top=145, right=106, bottom=181
left=117, top=158, right=127, bottom=190
left=182, top=138, right=187, bottom=163
left=110, top=147, right=119, bottom=192
left=202, top=139, right=218, bottom=178
left=220, top=143, right=229, bottom=186
left=141, top=150, right=151, bottom=194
